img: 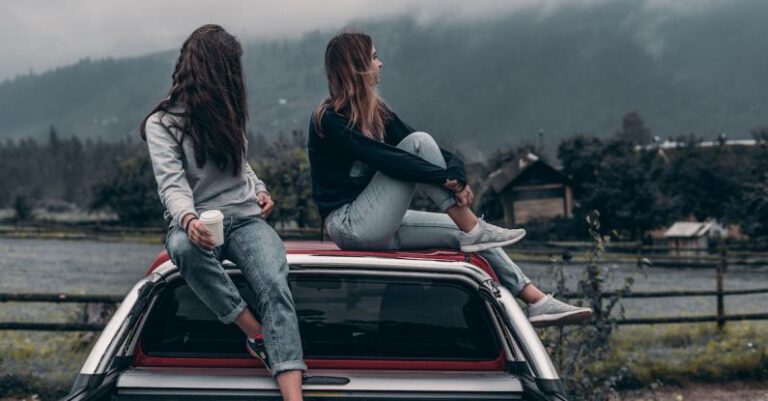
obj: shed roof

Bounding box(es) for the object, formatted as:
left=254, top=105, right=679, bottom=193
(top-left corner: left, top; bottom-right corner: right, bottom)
left=487, top=153, right=569, bottom=192
left=663, top=222, right=714, bottom=238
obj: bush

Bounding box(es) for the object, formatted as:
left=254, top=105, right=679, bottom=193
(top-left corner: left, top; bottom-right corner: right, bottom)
left=539, top=210, right=639, bottom=400
left=12, top=190, right=36, bottom=222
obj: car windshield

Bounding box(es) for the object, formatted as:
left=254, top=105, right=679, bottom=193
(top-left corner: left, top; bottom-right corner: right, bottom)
left=141, top=273, right=501, bottom=360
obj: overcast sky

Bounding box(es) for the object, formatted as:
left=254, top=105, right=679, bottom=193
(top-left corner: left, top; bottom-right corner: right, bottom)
left=0, top=0, right=721, bottom=82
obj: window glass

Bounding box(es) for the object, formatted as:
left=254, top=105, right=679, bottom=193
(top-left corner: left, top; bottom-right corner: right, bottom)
left=141, top=274, right=500, bottom=360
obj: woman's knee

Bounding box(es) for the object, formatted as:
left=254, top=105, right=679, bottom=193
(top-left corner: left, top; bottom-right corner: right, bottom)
left=166, top=229, right=196, bottom=260
left=165, top=228, right=214, bottom=275
left=397, top=131, right=437, bottom=151
left=397, top=131, right=444, bottom=166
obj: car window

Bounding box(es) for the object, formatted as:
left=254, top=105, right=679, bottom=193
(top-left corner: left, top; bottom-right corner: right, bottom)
left=141, top=273, right=500, bottom=361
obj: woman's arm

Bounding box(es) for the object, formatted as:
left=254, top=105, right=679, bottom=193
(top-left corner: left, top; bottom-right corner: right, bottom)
left=244, top=162, right=275, bottom=217
left=144, top=114, right=198, bottom=226
left=244, top=162, right=269, bottom=195
left=320, top=112, right=466, bottom=186
left=386, top=112, right=468, bottom=187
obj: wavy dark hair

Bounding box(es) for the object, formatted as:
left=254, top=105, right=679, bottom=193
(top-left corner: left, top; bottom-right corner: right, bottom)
left=313, top=31, right=389, bottom=140
left=140, top=24, right=247, bottom=176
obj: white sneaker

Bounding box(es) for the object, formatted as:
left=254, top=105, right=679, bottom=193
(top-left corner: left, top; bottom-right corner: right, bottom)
left=527, top=295, right=593, bottom=327
left=459, top=218, right=526, bottom=252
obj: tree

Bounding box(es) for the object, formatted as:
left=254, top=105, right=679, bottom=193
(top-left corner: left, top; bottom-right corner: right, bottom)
left=616, top=111, right=652, bottom=146
left=251, top=131, right=320, bottom=228
left=558, top=135, right=604, bottom=198
left=659, top=144, right=753, bottom=223
left=751, top=125, right=768, bottom=144
left=12, top=189, right=36, bottom=221
left=573, top=139, right=669, bottom=239
left=90, top=152, right=164, bottom=225
left=558, top=121, right=671, bottom=239
left=736, top=173, right=768, bottom=239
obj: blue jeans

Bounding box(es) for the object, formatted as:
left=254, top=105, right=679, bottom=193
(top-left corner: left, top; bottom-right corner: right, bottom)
left=166, top=216, right=306, bottom=376
left=325, top=132, right=532, bottom=295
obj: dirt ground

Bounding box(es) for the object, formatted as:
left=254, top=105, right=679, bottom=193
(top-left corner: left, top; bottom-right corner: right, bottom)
left=619, top=382, right=768, bottom=401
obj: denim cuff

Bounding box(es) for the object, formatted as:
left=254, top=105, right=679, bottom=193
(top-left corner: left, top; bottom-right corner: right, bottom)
left=272, top=360, right=308, bottom=377
left=218, top=300, right=247, bottom=324
left=436, top=195, right=457, bottom=212
left=511, top=277, right=533, bottom=297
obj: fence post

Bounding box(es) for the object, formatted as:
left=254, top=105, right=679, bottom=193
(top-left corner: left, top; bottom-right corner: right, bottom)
left=716, top=244, right=727, bottom=332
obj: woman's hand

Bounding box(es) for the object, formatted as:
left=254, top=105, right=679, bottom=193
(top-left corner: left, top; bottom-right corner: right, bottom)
left=257, top=191, right=275, bottom=218
left=182, top=214, right=216, bottom=250
left=455, top=184, right=474, bottom=208
left=443, top=179, right=465, bottom=193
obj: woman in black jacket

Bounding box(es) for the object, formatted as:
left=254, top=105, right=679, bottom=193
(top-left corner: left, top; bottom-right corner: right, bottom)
left=308, top=31, right=591, bottom=326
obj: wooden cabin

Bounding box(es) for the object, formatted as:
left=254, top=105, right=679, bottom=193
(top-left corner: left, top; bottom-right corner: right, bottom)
left=486, top=153, right=573, bottom=227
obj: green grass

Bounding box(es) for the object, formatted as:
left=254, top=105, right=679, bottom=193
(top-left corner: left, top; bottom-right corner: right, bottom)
left=0, top=332, right=95, bottom=400
left=605, top=322, right=768, bottom=387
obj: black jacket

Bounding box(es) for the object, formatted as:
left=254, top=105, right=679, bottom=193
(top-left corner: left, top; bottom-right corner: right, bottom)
left=308, top=109, right=466, bottom=218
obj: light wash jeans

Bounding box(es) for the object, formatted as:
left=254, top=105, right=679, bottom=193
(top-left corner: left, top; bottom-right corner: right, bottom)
left=325, top=131, right=532, bottom=295
left=166, top=216, right=306, bottom=376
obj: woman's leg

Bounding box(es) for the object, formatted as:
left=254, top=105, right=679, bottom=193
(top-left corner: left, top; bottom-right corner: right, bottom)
left=223, top=217, right=306, bottom=379
left=384, top=210, right=591, bottom=325
left=383, top=210, right=534, bottom=296
left=166, top=225, right=249, bottom=325
left=328, top=132, right=456, bottom=248
left=334, top=132, right=522, bottom=251
left=166, top=225, right=271, bottom=362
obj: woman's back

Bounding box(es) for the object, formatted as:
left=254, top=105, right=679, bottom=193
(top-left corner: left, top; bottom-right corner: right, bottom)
left=145, top=110, right=265, bottom=225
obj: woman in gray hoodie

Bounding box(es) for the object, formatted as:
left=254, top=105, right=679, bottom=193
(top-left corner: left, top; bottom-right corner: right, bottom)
left=140, top=24, right=305, bottom=401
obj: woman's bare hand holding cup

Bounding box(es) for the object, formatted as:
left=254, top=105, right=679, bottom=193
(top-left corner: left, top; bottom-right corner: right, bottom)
left=182, top=214, right=216, bottom=250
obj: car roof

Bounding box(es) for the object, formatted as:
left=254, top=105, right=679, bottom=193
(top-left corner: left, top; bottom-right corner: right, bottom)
left=147, top=241, right=498, bottom=280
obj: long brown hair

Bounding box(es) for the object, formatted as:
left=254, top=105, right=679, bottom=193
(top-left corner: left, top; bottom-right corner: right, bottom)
left=140, top=24, right=247, bottom=176
left=313, top=31, right=389, bottom=140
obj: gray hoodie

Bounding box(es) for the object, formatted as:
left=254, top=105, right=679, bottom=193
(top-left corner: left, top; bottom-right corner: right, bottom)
left=145, top=111, right=267, bottom=226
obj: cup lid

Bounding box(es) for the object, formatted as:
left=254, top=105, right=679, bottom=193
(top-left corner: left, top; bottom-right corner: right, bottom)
left=199, top=210, right=224, bottom=223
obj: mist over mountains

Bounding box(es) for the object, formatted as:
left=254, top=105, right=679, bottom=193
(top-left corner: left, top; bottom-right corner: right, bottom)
left=1, top=0, right=766, bottom=154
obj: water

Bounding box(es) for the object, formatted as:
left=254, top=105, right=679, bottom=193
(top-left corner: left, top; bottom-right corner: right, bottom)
left=1, top=238, right=767, bottom=319
left=0, top=238, right=159, bottom=294
left=0, top=238, right=160, bottom=323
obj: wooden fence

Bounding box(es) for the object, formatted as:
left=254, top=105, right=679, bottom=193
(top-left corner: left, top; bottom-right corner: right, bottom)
left=2, top=248, right=767, bottom=332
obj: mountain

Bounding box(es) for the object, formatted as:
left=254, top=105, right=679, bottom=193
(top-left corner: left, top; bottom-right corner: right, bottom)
left=1, top=0, right=767, bottom=153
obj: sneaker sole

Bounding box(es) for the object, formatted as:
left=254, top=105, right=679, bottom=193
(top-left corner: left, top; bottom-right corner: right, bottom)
left=246, top=343, right=272, bottom=374
left=529, top=309, right=593, bottom=328
left=460, top=231, right=526, bottom=253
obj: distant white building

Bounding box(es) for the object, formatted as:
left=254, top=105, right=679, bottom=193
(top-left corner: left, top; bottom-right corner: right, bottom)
left=663, top=221, right=728, bottom=256
left=636, top=139, right=758, bottom=151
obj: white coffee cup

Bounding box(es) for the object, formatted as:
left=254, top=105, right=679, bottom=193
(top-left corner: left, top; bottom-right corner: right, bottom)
left=199, top=210, right=224, bottom=246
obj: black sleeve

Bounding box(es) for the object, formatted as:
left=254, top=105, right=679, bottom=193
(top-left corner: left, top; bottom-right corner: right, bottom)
left=440, top=147, right=467, bottom=184
left=320, top=112, right=466, bottom=186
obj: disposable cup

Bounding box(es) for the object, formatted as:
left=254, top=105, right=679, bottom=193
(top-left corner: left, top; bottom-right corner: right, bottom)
left=199, top=210, right=224, bottom=246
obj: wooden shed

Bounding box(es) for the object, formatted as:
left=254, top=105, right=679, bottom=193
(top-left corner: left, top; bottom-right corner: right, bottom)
left=663, top=221, right=727, bottom=256
left=486, top=153, right=573, bottom=227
